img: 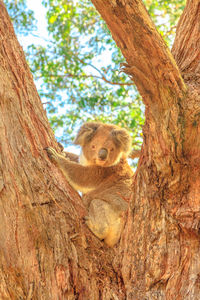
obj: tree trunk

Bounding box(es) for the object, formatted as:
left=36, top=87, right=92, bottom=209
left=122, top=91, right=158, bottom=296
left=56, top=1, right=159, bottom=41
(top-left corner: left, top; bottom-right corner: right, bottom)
left=0, top=0, right=200, bottom=299
left=89, top=0, right=200, bottom=299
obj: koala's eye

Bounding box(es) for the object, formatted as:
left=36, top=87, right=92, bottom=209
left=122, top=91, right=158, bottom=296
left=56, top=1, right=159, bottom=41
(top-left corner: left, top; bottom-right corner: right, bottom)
left=91, top=145, right=96, bottom=150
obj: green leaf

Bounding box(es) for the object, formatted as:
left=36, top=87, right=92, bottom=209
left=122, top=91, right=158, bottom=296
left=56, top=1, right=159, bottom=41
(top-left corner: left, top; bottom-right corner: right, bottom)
left=9, top=0, right=185, bottom=147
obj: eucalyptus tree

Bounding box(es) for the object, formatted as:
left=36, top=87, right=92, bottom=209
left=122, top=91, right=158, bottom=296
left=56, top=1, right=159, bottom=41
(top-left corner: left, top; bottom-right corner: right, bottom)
left=5, top=0, right=184, bottom=147
left=2, top=1, right=199, bottom=300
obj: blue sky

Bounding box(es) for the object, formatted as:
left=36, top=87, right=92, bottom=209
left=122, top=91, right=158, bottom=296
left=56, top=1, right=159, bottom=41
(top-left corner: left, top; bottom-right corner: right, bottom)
left=17, top=0, right=81, bottom=154
left=16, top=1, right=141, bottom=158
left=18, top=0, right=48, bottom=48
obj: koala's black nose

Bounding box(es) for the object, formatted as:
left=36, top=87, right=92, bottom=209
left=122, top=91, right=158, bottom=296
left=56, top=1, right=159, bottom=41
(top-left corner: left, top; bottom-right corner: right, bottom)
left=98, top=148, right=108, bottom=160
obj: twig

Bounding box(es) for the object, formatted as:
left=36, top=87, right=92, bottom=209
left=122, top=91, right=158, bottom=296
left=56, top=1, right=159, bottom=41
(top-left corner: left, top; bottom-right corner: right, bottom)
left=44, top=73, right=133, bottom=86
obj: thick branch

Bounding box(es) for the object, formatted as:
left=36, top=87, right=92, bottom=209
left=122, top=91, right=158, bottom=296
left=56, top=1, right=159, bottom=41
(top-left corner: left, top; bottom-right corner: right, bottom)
left=90, top=0, right=186, bottom=110
left=172, top=0, right=200, bottom=84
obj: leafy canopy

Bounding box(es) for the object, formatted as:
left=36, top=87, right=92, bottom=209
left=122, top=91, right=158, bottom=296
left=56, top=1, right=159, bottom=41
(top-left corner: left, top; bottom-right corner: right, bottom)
left=5, top=0, right=185, bottom=147
left=4, top=0, right=36, bottom=35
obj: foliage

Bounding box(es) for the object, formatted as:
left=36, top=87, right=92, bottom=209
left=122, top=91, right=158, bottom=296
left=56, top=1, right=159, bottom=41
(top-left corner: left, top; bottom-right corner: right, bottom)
left=4, top=0, right=185, bottom=146
left=145, top=0, right=186, bottom=46
left=27, top=0, right=141, bottom=145
left=4, top=0, right=36, bottom=35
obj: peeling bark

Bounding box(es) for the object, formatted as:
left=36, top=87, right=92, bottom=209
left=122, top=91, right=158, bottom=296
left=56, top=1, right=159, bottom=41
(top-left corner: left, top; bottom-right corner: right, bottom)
left=0, top=0, right=200, bottom=299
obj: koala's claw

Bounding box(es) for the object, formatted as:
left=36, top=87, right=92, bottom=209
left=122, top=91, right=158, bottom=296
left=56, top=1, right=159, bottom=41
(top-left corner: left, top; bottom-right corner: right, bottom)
left=44, top=147, right=58, bottom=161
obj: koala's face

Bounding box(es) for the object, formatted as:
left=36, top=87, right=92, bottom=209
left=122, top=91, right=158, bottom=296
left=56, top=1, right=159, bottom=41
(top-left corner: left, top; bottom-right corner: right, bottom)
left=74, top=122, right=132, bottom=167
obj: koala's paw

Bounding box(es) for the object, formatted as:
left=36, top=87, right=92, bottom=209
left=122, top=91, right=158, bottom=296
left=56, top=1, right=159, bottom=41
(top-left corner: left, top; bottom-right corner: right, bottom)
left=44, top=147, right=59, bottom=162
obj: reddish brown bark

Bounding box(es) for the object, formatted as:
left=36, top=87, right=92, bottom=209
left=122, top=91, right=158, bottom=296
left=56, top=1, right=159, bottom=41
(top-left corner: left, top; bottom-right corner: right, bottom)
left=172, top=0, right=200, bottom=80
left=0, top=2, right=117, bottom=299
left=90, top=0, right=200, bottom=299
left=0, top=0, right=200, bottom=299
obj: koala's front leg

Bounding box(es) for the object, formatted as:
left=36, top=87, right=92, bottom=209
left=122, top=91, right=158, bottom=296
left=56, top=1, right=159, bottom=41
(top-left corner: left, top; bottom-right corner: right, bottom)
left=44, top=147, right=105, bottom=192
left=62, top=152, right=79, bottom=162
left=45, top=147, right=81, bottom=191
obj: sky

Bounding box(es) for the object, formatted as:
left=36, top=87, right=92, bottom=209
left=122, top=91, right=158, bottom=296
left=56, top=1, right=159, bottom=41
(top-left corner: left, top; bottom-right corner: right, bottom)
left=18, top=0, right=48, bottom=49
left=18, top=0, right=81, bottom=154
left=16, top=0, right=141, bottom=159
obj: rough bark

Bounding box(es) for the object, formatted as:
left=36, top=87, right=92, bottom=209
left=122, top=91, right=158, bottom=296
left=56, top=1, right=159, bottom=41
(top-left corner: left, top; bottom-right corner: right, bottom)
left=90, top=0, right=200, bottom=299
left=0, top=2, right=119, bottom=299
left=172, top=0, right=200, bottom=83
left=0, top=0, right=200, bottom=299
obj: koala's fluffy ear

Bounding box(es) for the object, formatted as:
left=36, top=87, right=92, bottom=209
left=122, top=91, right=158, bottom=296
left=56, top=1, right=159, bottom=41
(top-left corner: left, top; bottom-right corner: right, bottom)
left=112, top=128, right=132, bottom=155
left=74, top=122, right=100, bottom=146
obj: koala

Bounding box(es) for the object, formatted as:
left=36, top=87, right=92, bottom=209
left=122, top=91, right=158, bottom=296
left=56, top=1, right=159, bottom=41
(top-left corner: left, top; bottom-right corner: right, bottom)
left=45, top=122, right=133, bottom=247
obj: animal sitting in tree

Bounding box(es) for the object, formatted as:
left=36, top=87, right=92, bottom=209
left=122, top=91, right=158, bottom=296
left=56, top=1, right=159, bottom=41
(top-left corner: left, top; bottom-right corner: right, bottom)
left=45, top=122, right=134, bottom=247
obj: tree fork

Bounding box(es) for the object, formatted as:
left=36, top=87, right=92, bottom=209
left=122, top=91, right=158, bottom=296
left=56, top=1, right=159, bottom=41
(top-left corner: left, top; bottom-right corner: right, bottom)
left=0, top=0, right=200, bottom=299
left=90, top=0, right=200, bottom=299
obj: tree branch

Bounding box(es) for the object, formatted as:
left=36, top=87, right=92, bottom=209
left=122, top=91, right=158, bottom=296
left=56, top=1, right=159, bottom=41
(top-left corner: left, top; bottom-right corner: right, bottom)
left=172, top=0, right=200, bottom=85
left=90, top=0, right=186, bottom=111
left=44, top=73, right=133, bottom=86
left=75, top=56, right=134, bottom=86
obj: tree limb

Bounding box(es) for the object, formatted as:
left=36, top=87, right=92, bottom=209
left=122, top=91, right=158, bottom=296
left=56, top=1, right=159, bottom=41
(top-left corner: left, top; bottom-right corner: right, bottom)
left=172, top=0, right=200, bottom=85
left=90, top=0, right=186, bottom=111
left=75, top=55, right=134, bottom=86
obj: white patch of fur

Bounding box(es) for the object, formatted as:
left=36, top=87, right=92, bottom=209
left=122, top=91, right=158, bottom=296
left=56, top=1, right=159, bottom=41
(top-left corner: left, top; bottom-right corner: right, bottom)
left=112, top=152, right=123, bottom=165
left=79, top=150, right=90, bottom=166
